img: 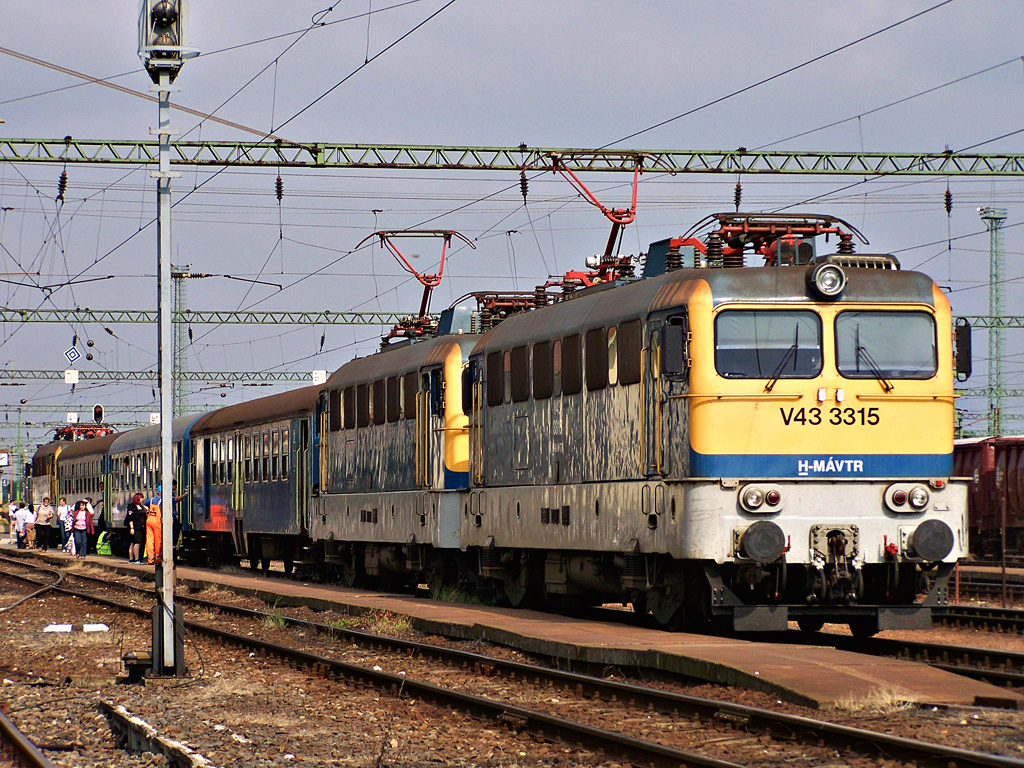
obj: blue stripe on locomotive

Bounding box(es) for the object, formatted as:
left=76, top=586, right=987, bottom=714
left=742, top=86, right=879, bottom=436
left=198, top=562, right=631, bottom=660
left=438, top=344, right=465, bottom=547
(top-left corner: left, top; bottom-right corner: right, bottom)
left=689, top=449, right=953, bottom=478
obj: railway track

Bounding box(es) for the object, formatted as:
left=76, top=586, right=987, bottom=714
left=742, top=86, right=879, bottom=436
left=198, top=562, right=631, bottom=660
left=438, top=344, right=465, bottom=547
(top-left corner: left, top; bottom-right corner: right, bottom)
left=2, top=556, right=1023, bottom=768
left=938, top=605, right=1024, bottom=633
left=0, top=708, right=54, bottom=768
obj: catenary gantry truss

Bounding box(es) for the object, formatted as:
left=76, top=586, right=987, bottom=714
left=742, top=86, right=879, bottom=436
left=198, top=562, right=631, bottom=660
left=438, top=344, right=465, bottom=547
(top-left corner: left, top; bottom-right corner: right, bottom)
left=2, top=139, right=1024, bottom=175
left=0, top=308, right=421, bottom=325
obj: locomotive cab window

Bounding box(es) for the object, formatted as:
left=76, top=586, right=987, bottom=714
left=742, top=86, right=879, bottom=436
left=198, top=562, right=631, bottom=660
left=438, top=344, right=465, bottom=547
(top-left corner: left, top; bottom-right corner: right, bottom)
left=429, top=368, right=444, bottom=416
left=510, top=345, right=530, bottom=402
left=661, top=315, right=688, bottom=376
left=486, top=352, right=503, bottom=406
left=715, top=309, right=822, bottom=379
left=835, top=310, right=937, bottom=379
left=462, top=360, right=476, bottom=414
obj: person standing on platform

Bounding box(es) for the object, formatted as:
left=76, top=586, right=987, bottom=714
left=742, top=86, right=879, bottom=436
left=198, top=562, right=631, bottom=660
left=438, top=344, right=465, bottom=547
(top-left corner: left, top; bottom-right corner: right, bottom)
left=35, top=498, right=53, bottom=552
left=24, top=504, right=36, bottom=549
left=7, top=501, right=17, bottom=545
left=71, top=500, right=93, bottom=559
left=145, top=501, right=162, bottom=565
left=125, top=493, right=147, bottom=564
left=13, top=503, right=29, bottom=549
left=57, top=498, right=70, bottom=551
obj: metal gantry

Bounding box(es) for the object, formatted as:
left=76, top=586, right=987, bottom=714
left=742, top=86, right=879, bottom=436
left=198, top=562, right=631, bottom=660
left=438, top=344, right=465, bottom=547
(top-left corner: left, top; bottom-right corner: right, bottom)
left=0, top=370, right=312, bottom=383
left=2, top=139, right=1024, bottom=175
left=172, top=264, right=189, bottom=418
left=980, top=208, right=1009, bottom=436
left=0, top=308, right=422, bottom=325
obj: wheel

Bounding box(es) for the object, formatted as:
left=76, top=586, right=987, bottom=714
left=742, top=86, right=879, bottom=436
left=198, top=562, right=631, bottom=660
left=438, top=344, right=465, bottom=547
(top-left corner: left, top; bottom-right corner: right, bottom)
left=797, top=616, right=826, bottom=633
left=503, top=551, right=541, bottom=608
left=648, top=566, right=688, bottom=631
left=425, top=554, right=454, bottom=598
left=849, top=617, right=879, bottom=638
left=338, top=551, right=360, bottom=588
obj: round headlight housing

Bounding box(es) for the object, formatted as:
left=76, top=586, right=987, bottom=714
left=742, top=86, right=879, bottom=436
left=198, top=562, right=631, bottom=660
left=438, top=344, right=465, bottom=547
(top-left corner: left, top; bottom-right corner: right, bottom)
left=741, top=486, right=764, bottom=511
left=908, top=486, right=930, bottom=509
left=892, top=489, right=907, bottom=506
left=808, top=262, right=847, bottom=299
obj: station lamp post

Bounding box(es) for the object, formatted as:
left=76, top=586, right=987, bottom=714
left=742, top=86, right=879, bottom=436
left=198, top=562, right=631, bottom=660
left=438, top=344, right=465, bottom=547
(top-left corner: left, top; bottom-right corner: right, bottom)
left=138, top=0, right=196, bottom=677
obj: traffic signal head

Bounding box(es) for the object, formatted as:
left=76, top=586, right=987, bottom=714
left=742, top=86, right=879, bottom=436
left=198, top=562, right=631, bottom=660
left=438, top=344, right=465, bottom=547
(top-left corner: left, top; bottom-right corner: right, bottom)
left=93, top=404, right=104, bottom=424
left=138, top=0, right=191, bottom=82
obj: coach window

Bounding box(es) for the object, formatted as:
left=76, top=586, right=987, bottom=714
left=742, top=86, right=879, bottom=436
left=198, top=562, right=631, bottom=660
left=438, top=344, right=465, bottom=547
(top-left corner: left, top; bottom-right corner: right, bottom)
left=356, top=383, right=370, bottom=427
left=585, top=328, right=608, bottom=390
left=281, top=430, right=289, bottom=480
left=510, top=345, right=530, bottom=402
left=607, top=326, right=619, bottom=386
left=329, top=389, right=342, bottom=432
left=386, top=376, right=400, bottom=422
left=343, top=387, right=355, bottom=429
left=373, top=379, right=386, bottom=425
left=618, top=320, right=642, bottom=385
left=254, top=434, right=261, bottom=482
left=272, top=430, right=280, bottom=481
left=715, top=309, right=822, bottom=379
left=220, top=438, right=227, bottom=484
left=403, top=371, right=417, bottom=419
left=562, top=334, right=582, bottom=394
left=263, top=431, right=270, bottom=480
left=835, top=310, right=937, bottom=380
left=486, top=351, right=504, bottom=406
left=244, top=435, right=252, bottom=482
left=227, top=437, right=235, bottom=484
left=533, top=341, right=553, bottom=399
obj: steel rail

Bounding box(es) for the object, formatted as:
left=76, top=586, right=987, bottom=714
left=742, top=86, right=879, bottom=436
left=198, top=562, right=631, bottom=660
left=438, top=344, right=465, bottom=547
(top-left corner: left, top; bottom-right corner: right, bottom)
left=3, top=139, right=1024, bottom=176
left=3, top=556, right=1021, bottom=768
left=0, top=705, right=55, bottom=768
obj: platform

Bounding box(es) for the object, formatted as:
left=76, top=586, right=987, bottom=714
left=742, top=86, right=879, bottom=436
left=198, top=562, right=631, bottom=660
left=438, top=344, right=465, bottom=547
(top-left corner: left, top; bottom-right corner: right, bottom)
left=6, top=545, right=1021, bottom=710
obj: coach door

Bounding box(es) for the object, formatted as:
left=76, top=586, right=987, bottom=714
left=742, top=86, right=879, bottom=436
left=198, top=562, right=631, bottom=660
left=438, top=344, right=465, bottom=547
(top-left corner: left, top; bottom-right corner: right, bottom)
left=416, top=367, right=445, bottom=490
left=645, top=313, right=689, bottom=477
left=295, top=419, right=311, bottom=531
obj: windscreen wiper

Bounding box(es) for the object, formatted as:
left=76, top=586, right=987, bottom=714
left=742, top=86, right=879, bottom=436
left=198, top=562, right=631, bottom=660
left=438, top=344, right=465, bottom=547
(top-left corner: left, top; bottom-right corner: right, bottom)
left=764, top=343, right=798, bottom=392
left=857, top=345, right=894, bottom=392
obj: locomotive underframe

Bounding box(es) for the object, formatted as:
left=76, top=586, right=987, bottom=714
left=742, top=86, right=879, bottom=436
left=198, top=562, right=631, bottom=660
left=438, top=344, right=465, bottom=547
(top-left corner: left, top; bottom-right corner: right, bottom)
left=304, top=476, right=967, bottom=633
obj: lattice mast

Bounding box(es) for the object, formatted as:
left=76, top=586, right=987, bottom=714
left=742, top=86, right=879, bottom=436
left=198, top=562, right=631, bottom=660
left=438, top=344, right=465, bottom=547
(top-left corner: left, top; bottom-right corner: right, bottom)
left=979, top=207, right=1008, bottom=436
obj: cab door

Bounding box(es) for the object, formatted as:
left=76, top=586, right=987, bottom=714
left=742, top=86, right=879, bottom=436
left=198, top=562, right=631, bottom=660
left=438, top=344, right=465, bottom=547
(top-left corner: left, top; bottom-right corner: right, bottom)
left=416, top=367, right=445, bottom=490
left=645, top=312, right=689, bottom=477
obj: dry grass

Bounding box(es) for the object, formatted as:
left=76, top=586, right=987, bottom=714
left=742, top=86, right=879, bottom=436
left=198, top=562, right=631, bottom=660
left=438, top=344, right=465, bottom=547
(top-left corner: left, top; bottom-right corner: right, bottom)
left=831, top=686, right=919, bottom=713
left=361, top=609, right=412, bottom=637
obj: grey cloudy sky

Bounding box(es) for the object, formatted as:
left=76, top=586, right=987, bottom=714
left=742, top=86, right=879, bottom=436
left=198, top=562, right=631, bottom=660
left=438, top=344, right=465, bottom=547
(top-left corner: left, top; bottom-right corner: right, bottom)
left=1, top=0, right=1023, bottom=448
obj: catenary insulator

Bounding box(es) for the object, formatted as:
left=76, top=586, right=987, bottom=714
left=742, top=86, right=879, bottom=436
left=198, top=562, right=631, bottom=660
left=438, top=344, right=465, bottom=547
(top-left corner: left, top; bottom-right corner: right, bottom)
left=72, top=334, right=77, bottom=346
left=188, top=326, right=193, bottom=343
left=520, top=170, right=528, bottom=204
left=945, top=187, right=952, bottom=216
left=276, top=175, right=284, bottom=203
left=56, top=170, right=68, bottom=202
left=734, top=181, right=742, bottom=212
left=320, top=332, right=326, bottom=352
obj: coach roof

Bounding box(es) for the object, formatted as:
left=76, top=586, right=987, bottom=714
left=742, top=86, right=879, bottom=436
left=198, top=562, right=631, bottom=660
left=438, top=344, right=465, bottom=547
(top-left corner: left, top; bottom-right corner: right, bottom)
left=191, top=385, right=320, bottom=436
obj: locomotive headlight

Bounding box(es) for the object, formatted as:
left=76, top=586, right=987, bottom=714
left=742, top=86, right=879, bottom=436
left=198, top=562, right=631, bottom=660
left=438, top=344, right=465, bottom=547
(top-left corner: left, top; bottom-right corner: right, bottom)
left=908, top=486, right=930, bottom=509
left=808, top=262, right=846, bottom=299
left=740, top=486, right=764, bottom=511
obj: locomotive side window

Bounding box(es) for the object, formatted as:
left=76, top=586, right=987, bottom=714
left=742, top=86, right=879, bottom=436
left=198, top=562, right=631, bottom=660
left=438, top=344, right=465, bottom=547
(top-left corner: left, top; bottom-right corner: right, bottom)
left=661, top=315, right=687, bottom=375
left=618, top=320, right=642, bottom=384
left=403, top=371, right=417, bottom=419
left=356, top=383, right=370, bottom=427
left=607, top=326, right=618, bottom=386
left=373, top=379, right=386, bottom=425
left=562, top=334, right=582, bottom=394
left=386, top=376, right=401, bottom=422
left=430, top=369, right=444, bottom=416
left=533, top=341, right=553, bottom=399
left=510, top=346, right=530, bottom=402
left=585, top=328, right=608, bottom=391
left=329, top=389, right=342, bottom=432
left=281, top=430, right=289, bottom=480
left=343, top=387, right=355, bottom=429
left=835, top=310, right=937, bottom=379
left=715, top=309, right=822, bottom=379
left=486, top=351, right=504, bottom=406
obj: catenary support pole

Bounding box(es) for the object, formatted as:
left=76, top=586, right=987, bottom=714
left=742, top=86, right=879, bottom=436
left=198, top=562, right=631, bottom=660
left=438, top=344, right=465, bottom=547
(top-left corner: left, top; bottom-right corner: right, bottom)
left=155, top=68, right=180, bottom=676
